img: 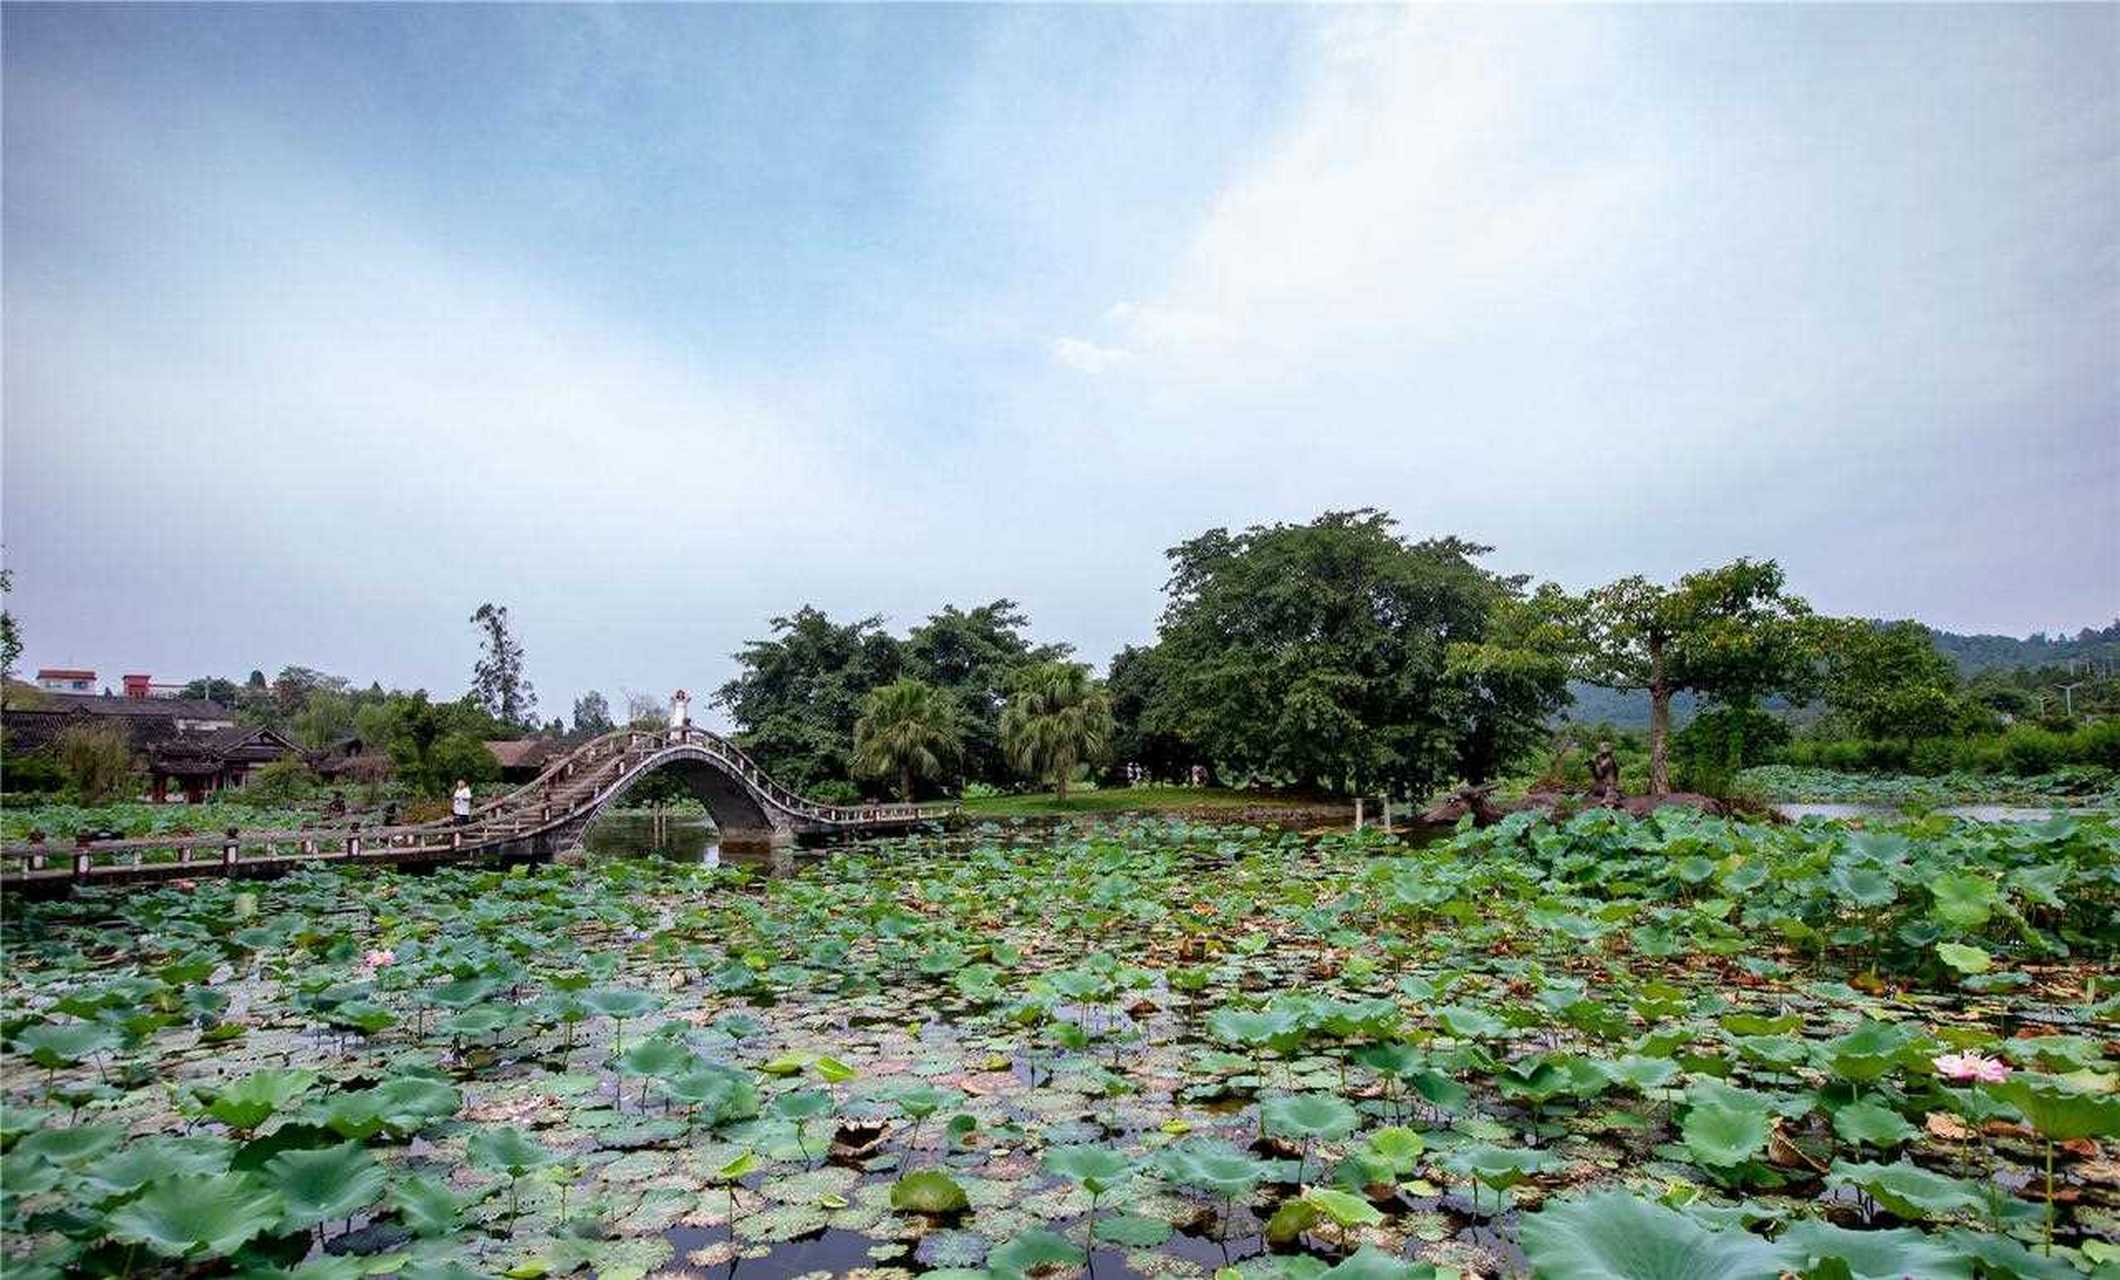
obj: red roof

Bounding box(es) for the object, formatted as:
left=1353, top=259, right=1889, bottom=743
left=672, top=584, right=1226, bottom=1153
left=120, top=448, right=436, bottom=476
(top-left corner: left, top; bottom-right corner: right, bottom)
left=36, top=668, right=95, bottom=679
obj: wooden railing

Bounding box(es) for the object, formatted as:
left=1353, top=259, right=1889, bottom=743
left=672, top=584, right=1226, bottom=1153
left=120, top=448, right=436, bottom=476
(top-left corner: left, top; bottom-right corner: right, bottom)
left=0, top=725, right=954, bottom=887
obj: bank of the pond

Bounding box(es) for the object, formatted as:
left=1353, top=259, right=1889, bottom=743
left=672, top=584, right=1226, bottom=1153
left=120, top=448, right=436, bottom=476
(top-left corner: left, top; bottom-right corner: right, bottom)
left=959, top=785, right=1350, bottom=824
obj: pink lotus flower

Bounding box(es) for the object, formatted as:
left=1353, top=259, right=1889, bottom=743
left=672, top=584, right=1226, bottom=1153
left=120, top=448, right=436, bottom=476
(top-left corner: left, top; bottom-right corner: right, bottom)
left=1934, top=1052, right=2010, bottom=1084
left=172, top=879, right=197, bottom=891
left=362, top=949, right=396, bottom=969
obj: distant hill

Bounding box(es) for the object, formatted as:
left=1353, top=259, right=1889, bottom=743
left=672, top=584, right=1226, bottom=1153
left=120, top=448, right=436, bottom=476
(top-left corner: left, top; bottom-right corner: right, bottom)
left=1553, top=620, right=2119, bottom=726
left=1927, top=622, right=2120, bottom=674
left=1558, top=683, right=1689, bottom=729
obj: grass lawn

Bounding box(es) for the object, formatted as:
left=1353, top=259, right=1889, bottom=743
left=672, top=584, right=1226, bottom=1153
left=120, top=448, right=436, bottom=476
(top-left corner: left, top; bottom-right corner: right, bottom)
left=957, top=784, right=1337, bottom=818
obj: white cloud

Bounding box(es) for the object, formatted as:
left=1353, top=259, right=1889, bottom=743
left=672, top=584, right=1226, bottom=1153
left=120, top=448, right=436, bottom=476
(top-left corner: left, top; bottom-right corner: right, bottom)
left=1049, top=336, right=1136, bottom=375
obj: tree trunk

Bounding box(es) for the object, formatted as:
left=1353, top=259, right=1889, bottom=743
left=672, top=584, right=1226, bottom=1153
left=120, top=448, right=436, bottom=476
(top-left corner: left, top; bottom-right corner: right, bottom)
left=900, top=764, right=915, bottom=804
left=1648, top=634, right=1671, bottom=796
left=1054, top=767, right=1068, bottom=802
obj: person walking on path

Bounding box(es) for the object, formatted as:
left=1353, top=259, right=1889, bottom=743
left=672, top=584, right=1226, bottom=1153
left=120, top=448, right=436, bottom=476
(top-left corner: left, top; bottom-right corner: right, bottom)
left=451, top=778, right=473, bottom=825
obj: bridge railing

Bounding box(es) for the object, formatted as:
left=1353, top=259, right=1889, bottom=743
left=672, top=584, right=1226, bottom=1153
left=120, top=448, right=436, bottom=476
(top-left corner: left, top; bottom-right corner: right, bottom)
left=636, top=728, right=951, bottom=825
left=0, top=726, right=957, bottom=888
left=0, top=820, right=505, bottom=885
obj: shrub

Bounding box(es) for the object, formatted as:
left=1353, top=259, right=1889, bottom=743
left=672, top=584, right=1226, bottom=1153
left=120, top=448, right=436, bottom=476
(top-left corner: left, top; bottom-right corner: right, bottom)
left=1907, top=737, right=1964, bottom=776
left=806, top=779, right=861, bottom=806
left=237, top=756, right=317, bottom=807
left=2000, top=725, right=2068, bottom=775
left=2075, top=718, right=2120, bottom=770
left=1, top=748, right=65, bottom=794
left=56, top=723, right=137, bottom=805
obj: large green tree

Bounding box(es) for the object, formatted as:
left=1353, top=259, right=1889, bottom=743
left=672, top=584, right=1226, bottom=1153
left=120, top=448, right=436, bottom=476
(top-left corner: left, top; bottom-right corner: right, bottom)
left=1818, top=619, right=1964, bottom=741
left=852, top=679, right=965, bottom=802
left=904, top=600, right=1070, bottom=785
left=714, top=607, right=905, bottom=789
left=1144, top=510, right=1565, bottom=796
left=1105, top=644, right=1195, bottom=782
left=1000, top=662, right=1114, bottom=800
left=1577, top=559, right=1816, bottom=795
left=376, top=692, right=504, bottom=797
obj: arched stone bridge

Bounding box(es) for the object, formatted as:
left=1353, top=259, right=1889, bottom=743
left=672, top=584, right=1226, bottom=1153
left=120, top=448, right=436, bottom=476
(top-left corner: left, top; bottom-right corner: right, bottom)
left=0, top=727, right=951, bottom=893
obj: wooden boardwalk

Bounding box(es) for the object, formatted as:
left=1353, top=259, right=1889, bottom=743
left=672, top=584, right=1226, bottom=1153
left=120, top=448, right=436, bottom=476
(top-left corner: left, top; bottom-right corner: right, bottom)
left=0, top=727, right=951, bottom=894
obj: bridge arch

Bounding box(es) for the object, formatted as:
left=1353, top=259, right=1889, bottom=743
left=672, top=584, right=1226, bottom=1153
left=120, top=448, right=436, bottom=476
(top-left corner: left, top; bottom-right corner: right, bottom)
left=581, top=745, right=787, bottom=845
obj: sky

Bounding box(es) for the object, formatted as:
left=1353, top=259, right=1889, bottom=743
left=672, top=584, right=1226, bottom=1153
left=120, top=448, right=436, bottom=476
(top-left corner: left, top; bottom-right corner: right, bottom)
left=4, top=4, right=2115, bottom=725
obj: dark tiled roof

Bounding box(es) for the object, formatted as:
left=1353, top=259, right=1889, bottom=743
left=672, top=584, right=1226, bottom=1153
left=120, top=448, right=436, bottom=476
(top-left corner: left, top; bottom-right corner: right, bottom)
left=3, top=706, right=288, bottom=765
left=486, top=738, right=558, bottom=769
left=25, top=692, right=235, bottom=721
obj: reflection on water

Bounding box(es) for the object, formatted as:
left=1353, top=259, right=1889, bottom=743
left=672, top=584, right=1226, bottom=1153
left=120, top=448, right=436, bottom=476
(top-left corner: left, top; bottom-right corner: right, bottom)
left=579, top=813, right=800, bottom=875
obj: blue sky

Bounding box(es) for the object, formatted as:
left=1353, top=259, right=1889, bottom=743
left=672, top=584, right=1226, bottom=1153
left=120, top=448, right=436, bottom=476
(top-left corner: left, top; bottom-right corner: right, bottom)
left=5, top=4, right=2114, bottom=721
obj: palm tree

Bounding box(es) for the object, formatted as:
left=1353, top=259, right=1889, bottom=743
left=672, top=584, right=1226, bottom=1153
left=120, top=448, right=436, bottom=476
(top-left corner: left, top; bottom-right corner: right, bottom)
left=1000, top=662, right=1114, bottom=801
left=853, top=679, right=964, bottom=802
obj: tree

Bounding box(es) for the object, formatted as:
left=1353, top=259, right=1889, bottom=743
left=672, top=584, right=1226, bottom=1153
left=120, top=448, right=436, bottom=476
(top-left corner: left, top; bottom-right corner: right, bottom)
left=1818, top=619, right=1963, bottom=741
left=469, top=603, right=536, bottom=729
left=572, top=691, right=614, bottom=736
left=905, top=601, right=1070, bottom=785
left=1440, top=582, right=1576, bottom=784
left=1145, top=511, right=1557, bottom=796
left=271, top=667, right=349, bottom=725
left=241, top=756, right=316, bottom=807
left=1106, top=644, right=1195, bottom=783
left=180, top=677, right=245, bottom=707
left=0, top=567, right=22, bottom=705
left=1577, top=559, right=1816, bottom=795
left=1000, top=661, right=1114, bottom=800
left=291, top=688, right=357, bottom=749
left=57, top=722, right=136, bottom=805
left=714, top=607, right=904, bottom=789
left=622, top=689, right=667, bottom=730
left=853, top=679, right=965, bottom=802
left=380, top=692, right=505, bottom=796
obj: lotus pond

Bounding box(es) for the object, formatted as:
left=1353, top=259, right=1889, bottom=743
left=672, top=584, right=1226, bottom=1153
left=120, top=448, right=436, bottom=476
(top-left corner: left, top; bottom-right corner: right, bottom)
left=4, top=811, right=2119, bottom=1280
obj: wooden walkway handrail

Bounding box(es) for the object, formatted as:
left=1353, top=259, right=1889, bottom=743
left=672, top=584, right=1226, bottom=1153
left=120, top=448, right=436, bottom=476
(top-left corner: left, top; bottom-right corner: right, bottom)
left=1, top=723, right=957, bottom=888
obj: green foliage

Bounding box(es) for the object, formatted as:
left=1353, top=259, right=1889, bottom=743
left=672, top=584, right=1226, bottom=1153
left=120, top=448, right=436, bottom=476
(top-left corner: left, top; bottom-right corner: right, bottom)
left=1519, top=1191, right=1789, bottom=1279
left=379, top=692, right=505, bottom=797
left=714, top=607, right=907, bottom=790
left=264, top=1141, right=388, bottom=1230
left=571, top=690, right=614, bottom=736
left=1577, top=559, right=1815, bottom=794
left=207, top=1068, right=320, bottom=1131
left=105, top=1172, right=284, bottom=1258
left=56, top=721, right=137, bottom=805
left=890, top=1169, right=970, bottom=1213
left=468, top=602, right=536, bottom=729
left=852, top=678, right=965, bottom=802
left=903, top=600, right=1074, bottom=786
left=1143, top=510, right=1568, bottom=795
left=240, top=755, right=318, bottom=807
left=999, top=662, right=1114, bottom=800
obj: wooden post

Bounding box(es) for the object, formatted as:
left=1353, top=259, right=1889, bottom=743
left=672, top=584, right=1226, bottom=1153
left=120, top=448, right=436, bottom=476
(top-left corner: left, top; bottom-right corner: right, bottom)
left=27, top=832, right=45, bottom=872
left=1354, top=797, right=1364, bottom=832
left=347, top=822, right=362, bottom=859
left=74, top=832, right=92, bottom=879
left=1381, top=797, right=1392, bottom=832
left=223, top=827, right=240, bottom=868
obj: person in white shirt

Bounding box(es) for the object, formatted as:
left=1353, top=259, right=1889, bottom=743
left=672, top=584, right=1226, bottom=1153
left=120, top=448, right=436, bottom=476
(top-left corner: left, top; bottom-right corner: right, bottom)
left=669, top=689, right=692, bottom=732
left=451, top=779, right=473, bottom=825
